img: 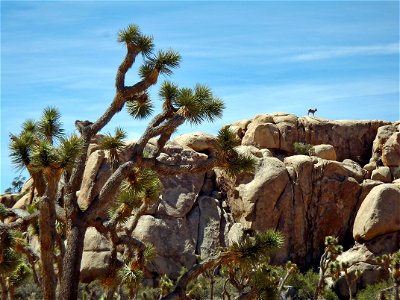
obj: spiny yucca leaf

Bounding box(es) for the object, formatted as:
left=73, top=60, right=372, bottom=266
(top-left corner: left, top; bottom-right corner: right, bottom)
left=139, top=49, right=181, bottom=79
left=0, top=203, right=8, bottom=218
left=22, top=119, right=37, bottom=134
left=0, top=248, right=23, bottom=275
left=9, top=131, right=36, bottom=170
left=159, top=81, right=179, bottom=100
left=119, top=264, right=144, bottom=287
left=37, top=106, right=64, bottom=143
left=57, top=134, right=84, bottom=171
left=8, top=262, right=32, bottom=287
left=117, top=25, right=154, bottom=56
left=230, top=230, right=284, bottom=264
left=100, top=127, right=127, bottom=151
left=126, top=95, right=154, bottom=119
left=30, top=140, right=59, bottom=171
left=143, top=243, right=156, bottom=262
left=151, top=49, right=181, bottom=76
left=224, top=153, right=256, bottom=177
left=216, top=128, right=241, bottom=153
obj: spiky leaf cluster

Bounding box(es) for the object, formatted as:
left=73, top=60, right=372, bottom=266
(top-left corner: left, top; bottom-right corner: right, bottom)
left=118, top=264, right=144, bottom=288
left=109, top=169, right=162, bottom=221
left=324, top=236, right=343, bottom=260
left=0, top=203, right=8, bottom=218
left=172, top=84, right=224, bottom=125
left=228, top=230, right=284, bottom=269
left=139, top=49, right=181, bottom=78
left=9, top=131, right=36, bottom=170
left=22, top=119, right=37, bottom=134
left=37, top=107, right=64, bottom=143
left=100, top=127, right=127, bottom=168
left=126, top=93, right=154, bottom=119
left=159, top=274, right=174, bottom=296
left=118, top=24, right=154, bottom=56
left=30, top=140, right=59, bottom=171
left=8, top=262, right=32, bottom=287
left=57, top=134, right=84, bottom=171
left=215, top=128, right=256, bottom=176
left=250, top=264, right=281, bottom=300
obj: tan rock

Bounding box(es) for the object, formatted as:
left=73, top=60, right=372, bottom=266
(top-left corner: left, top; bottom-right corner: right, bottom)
left=271, top=112, right=298, bottom=124
left=227, top=223, right=246, bottom=246
left=310, top=144, right=337, bottom=160
left=371, top=166, right=392, bottom=183
left=353, top=184, right=400, bottom=242
left=174, top=132, right=217, bottom=155
left=372, top=125, right=398, bottom=161
left=83, top=227, right=111, bottom=252
left=382, top=132, right=400, bottom=167
left=77, top=150, right=106, bottom=209
left=276, top=122, right=298, bottom=152
left=21, top=177, right=33, bottom=195
left=335, top=231, right=400, bottom=298
left=242, top=122, right=280, bottom=149
left=197, top=196, right=221, bottom=258
left=133, top=215, right=196, bottom=278
left=80, top=251, right=111, bottom=283
left=157, top=146, right=208, bottom=218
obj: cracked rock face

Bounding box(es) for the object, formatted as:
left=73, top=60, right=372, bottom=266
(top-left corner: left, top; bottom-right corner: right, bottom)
left=77, top=114, right=399, bottom=285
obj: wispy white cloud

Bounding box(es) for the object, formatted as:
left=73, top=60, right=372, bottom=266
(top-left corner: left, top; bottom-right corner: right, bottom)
left=288, top=43, right=399, bottom=62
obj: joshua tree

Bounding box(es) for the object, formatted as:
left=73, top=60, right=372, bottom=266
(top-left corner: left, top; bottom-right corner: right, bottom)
left=161, top=230, right=285, bottom=300
left=1, top=24, right=255, bottom=300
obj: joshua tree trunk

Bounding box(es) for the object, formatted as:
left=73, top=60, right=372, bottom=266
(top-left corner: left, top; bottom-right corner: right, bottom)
left=59, top=222, right=87, bottom=300
left=0, top=276, right=8, bottom=300
left=39, top=172, right=59, bottom=300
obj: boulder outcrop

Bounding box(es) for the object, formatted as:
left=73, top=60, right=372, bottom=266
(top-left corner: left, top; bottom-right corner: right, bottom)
left=74, top=113, right=398, bottom=286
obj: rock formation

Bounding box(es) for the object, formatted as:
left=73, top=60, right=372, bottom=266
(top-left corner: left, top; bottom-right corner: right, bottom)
left=9, top=113, right=399, bottom=292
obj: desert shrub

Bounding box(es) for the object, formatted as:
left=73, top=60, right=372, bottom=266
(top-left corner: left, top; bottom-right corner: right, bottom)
left=356, top=280, right=392, bottom=300
left=293, top=142, right=313, bottom=155
left=287, top=269, right=338, bottom=300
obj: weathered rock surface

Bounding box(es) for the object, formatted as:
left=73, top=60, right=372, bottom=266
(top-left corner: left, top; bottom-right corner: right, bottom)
left=371, top=166, right=392, bottom=182
left=156, top=145, right=208, bottom=218
left=353, top=183, right=400, bottom=242
left=382, top=132, right=400, bottom=167
left=80, top=227, right=112, bottom=283
left=55, top=113, right=399, bottom=285
left=310, top=144, right=337, bottom=160
left=335, top=231, right=400, bottom=297
left=133, top=215, right=196, bottom=278
left=227, top=113, right=388, bottom=162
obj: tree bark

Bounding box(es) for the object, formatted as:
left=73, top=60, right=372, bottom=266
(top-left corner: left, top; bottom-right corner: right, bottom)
left=59, top=223, right=87, bottom=300
left=39, top=172, right=59, bottom=300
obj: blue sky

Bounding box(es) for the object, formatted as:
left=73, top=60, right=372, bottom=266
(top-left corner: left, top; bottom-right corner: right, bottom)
left=1, top=1, right=399, bottom=191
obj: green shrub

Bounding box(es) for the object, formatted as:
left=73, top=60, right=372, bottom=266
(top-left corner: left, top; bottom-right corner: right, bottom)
left=356, top=280, right=392, bottom=300
left=293, top=142, right=313, bottom=155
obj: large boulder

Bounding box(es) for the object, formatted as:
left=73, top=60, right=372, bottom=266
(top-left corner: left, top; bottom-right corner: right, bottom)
left=242, top=122, right=280, bottom=149
left=353, top=184, right=400, bottom=242
left=220, top=154, right=362, bottom=266
left=371, top=166, right=392, bottom=183
left=231, top=113, right=387, bottom=162
left=132, top=215, right=196, bottom=278
left=371, top=124, right=398, bottom=163
left=80, top=227, right=112, bottom=283
left=156, top=145, right=208, bottom=218
left=197, top=196, right=222, bottom=258
left=77, top=150, right=107, bottom=210
left=310, top=144, right=337, bottom=160
left=174, top=132, right=218, bottom=156
left=334, top=231, right=400, bottom=298
left=382, top=132, right=400, bottom=167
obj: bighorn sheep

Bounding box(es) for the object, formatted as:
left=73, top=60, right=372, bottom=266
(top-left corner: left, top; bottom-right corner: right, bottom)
left=308, top=108, right=317, bottom=116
